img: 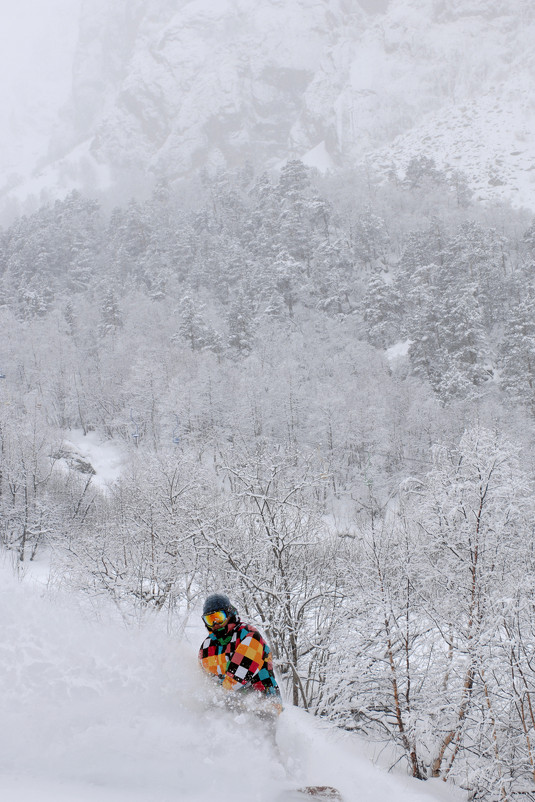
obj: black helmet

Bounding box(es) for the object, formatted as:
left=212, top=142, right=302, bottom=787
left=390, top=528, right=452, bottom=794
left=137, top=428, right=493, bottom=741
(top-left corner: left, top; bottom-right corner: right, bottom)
left=202, top=593, right=237, bottom=618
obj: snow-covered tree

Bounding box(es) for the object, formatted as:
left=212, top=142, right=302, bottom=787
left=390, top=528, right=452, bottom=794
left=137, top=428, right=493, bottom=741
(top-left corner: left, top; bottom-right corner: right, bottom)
left=175, top=295, right=222, bottom=355
left=498, top=289, right=535, bottom=413
left=200, top=452, right=340, bottom=709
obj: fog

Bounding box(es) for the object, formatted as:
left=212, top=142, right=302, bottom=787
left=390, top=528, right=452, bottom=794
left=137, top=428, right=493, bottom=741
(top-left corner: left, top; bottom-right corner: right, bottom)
left=358, top=0, right=390, bottom=12
left=0, top=0, right=81, bottom=180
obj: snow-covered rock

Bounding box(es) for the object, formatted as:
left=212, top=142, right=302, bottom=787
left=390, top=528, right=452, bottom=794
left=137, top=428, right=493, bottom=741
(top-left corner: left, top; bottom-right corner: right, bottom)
left=2, top=0, right=535, bottom=212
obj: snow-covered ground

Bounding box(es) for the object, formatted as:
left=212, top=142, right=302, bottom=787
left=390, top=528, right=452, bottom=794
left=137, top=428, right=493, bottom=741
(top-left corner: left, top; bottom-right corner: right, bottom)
left=61, top=429, right=125, bottom=492
left=0, top=565, right=466, bottom=802
left=385, top=339, right=412, bottom=363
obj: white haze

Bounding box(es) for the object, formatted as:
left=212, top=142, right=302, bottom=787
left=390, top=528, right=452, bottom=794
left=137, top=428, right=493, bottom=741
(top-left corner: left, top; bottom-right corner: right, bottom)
left=0, top=0, right=81, bottom=184
left=2, top=0, right=535, bottom=213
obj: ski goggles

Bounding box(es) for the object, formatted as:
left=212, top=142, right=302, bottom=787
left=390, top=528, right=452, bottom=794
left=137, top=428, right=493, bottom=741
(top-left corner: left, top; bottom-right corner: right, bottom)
left=203, top=610, right=228, bottom=628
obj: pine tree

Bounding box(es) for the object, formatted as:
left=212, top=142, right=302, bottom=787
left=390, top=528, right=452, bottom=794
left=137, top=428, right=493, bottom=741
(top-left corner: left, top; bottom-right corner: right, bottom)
left=107, top=200, right=151, bottom=287
left=175, top=295, right=222, bottom=354
left=98, top=290, right=123, bottom=337
left=243, top=172, right=281, bottom=260
left=445, top=221, right=508, bottom=330
left=352, top=208, right=390, bottom=270
left=273, top=251, right=302, bottom=318
left=403, top=155, right=445, bottom=190
left=310, top=238, right=354, bottom=315
left=438, top=286, right=490, bottom=399
left=498, top=290, right=535, bottom=413
left=227, top=290, right=255, bottom=355
left=277, top=160, right=328, bottom=268
left=362, top=273, right=401, bottom=348
left=523, top=219, right=535, bottom=255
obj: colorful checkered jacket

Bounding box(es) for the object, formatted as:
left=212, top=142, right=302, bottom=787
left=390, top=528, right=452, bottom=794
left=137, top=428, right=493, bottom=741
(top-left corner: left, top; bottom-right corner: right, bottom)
left=199, top=618, right=281, bottom=699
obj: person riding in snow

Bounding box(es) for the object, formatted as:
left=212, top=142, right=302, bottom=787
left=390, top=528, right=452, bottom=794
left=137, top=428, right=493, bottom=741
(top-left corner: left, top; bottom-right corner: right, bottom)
left=198, top=593, right=282, bottom=716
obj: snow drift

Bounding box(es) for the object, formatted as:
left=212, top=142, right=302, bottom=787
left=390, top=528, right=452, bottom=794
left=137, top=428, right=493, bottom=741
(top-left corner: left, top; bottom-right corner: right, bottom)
left=0, top=564, right=464, bottom=802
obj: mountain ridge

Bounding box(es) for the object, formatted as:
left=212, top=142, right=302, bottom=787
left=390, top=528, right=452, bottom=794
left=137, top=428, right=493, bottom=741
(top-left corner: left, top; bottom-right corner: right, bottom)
left=3, top=0, right=535, bottom=217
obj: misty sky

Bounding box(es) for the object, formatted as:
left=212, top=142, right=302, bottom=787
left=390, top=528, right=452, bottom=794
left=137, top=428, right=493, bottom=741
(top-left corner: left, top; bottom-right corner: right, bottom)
left=0, top=0, right=81, bottom=177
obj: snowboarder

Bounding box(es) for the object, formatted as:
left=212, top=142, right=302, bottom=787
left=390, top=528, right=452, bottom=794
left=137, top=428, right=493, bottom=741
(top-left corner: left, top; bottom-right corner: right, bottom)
left=198, top=593, right=283, bottom=720
left=199, top=595, right=343, bottom=801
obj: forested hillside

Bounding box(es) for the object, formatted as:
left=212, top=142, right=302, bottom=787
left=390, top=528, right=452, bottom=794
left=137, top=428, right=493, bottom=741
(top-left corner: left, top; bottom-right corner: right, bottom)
left=1, top=159, right=535, bottom=798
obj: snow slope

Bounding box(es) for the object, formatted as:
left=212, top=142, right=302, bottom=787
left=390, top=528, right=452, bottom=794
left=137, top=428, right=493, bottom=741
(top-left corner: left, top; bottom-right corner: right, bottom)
left=60, top=429, right=125, bottom=492
left=0, top=565, right=465, bottom=802
left=372, top=80, right=535, bottom=209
